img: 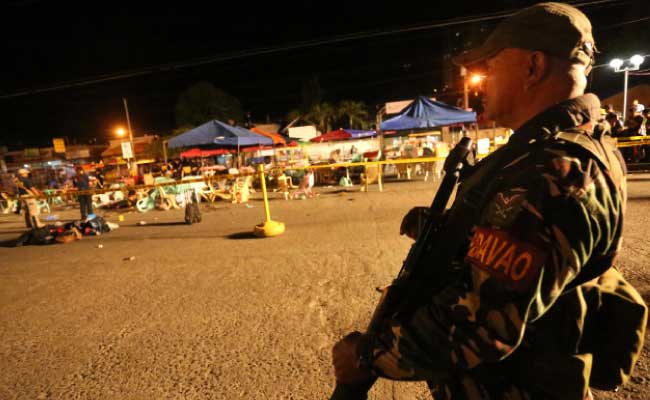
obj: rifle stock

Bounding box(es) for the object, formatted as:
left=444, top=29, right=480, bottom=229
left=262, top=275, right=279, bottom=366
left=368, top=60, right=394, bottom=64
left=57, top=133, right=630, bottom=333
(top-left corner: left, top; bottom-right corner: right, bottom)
left=330, top=138, right=473, bottom=400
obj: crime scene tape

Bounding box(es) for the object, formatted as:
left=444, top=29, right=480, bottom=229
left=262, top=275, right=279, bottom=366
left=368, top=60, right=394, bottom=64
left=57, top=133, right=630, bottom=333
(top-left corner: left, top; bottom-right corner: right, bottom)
left=10, top=157, right=447, bottom=201
left=281, top=156, right=446, bottom=171
left=9, top=135, right=646, bottom=201
left=614, top=136, right=650, bottom=148
left=12, top=171, right=260, bottom=200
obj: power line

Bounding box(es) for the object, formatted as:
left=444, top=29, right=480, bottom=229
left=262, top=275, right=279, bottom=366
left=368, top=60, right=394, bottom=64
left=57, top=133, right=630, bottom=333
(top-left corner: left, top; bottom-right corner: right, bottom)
left=0, top=0, right=628, bottom=100
left=594, top=15, right=650, bottom=31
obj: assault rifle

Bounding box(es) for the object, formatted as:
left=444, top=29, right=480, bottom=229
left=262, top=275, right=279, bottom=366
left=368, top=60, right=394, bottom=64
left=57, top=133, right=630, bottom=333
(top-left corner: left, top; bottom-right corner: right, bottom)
left=330, top=137, right=474, bottom=400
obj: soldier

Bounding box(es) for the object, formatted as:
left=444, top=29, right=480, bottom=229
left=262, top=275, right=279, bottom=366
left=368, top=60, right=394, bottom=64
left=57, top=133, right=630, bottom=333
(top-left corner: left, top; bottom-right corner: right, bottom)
left=332, top=3, right=646, bottom=399
left=15, top=168, right=45, bottom=229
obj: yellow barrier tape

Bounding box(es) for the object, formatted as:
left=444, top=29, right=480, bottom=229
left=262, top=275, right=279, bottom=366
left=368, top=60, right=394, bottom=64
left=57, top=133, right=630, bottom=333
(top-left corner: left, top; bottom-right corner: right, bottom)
left=282, top=157, right=446, bottom=171
left=615, top=136, right=650, bottom=148
left=11, top=158, right=448, bottom=200
left=10, top=135, right=645, bottom=201
left=11, top=171, right=259, bottom=200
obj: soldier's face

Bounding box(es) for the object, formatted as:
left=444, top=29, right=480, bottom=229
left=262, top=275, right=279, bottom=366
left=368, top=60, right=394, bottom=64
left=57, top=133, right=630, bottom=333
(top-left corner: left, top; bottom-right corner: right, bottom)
left=482, top=49, right=529, bottom=128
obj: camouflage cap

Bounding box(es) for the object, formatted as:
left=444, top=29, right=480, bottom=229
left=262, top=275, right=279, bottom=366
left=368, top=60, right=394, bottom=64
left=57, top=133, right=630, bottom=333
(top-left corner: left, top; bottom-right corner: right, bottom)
left=452, top=2, right=595, bottom=68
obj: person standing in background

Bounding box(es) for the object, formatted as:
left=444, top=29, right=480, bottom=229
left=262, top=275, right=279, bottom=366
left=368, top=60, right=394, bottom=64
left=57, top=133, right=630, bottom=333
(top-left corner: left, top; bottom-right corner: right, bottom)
left=74, top=167, right=93, bottom=220
left=15, top=168, right=44, bottom=228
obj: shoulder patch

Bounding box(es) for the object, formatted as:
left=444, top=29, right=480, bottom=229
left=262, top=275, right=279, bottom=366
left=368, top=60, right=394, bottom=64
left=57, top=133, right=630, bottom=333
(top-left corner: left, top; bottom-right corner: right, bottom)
left=485, top=188, right=527, bottom=227
left=465, top=227, right=545, bottom=293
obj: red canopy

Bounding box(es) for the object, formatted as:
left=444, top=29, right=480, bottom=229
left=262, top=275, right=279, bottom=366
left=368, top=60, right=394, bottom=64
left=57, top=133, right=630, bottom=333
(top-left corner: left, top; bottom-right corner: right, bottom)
left=309, top=129, right=351, bottom=143
left=180, top=148, right=232, bottom=158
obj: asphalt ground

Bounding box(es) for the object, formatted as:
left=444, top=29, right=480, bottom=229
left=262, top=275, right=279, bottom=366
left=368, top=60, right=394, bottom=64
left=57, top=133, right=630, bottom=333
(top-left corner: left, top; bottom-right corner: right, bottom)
left=1, top=176, right=650, bottom=399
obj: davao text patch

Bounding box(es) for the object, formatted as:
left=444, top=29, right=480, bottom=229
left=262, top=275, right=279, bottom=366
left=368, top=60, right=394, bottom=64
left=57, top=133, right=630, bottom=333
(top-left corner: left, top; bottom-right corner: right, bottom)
left=465, top=227, right=545, bottom=292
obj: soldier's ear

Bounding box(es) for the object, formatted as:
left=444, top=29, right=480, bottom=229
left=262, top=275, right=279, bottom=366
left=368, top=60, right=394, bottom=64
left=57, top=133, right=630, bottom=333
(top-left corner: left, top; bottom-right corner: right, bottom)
left=524, top=51, right=550, bottom=90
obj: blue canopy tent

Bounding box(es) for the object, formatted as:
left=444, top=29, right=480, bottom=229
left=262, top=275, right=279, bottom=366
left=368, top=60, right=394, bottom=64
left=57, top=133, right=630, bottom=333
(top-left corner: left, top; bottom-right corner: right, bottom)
left=168, top=120, right=273, bottom=149
left=380, top=96, right=477, bottom=131
left=346, top=129, right=377, bottom=139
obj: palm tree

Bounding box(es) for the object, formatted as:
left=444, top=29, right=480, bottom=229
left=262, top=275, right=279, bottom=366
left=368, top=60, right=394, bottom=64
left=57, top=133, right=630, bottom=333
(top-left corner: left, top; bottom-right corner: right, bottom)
left=338, top=100, right=369, bottom=129
left=306, top=102, right=336, bottom=133
left=286, top=108, right=303, bottom=124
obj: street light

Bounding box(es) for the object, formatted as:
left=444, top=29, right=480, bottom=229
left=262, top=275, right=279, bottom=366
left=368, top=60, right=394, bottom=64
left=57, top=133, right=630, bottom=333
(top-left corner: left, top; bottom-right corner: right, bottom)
left=460, top=66, right=484, bottom=110
left=469, top=74, right=484, bottom=86
left=609, top=55, right=645, bottom=122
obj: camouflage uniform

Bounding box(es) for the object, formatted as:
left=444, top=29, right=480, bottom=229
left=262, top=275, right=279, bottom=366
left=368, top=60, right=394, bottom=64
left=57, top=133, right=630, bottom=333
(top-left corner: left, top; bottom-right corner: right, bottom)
left=360, top=94, right=635, bottom=399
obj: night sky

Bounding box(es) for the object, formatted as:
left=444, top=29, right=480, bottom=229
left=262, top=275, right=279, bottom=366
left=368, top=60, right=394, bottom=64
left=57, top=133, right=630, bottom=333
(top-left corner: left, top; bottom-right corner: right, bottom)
left=1, top=0, right=648, bottom=149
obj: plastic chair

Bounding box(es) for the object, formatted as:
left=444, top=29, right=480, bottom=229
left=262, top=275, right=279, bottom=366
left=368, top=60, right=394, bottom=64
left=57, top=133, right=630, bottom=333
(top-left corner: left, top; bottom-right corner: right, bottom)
left=1, top=192, right=17, bottom=214
left=360, top=164, right=383, bottom=192
left=37, top=199, right=50, bottom=214
left=276, top=174, right=296, bottom=200
left=231, top=176, right=252, bottom=203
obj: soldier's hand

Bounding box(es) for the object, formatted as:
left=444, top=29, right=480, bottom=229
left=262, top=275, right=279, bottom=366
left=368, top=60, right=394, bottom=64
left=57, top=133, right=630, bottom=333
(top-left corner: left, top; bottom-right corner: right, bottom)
left=399, top=206, right=429, bottom=240
left=332, top=331, right=374, bottom=385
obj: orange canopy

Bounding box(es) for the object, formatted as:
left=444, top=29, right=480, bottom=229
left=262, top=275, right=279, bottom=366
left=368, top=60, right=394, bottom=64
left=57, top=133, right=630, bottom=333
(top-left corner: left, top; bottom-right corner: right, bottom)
left=250, top=127, right=286, bottom=145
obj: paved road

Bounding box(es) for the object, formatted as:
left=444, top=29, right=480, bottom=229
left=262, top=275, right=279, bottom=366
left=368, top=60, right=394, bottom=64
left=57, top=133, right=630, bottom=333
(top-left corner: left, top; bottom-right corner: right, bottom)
left=1, top=177, right=649, bottom=399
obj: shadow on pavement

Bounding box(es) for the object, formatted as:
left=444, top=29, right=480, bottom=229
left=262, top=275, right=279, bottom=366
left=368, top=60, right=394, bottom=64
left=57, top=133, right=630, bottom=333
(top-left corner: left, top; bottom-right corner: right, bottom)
left=227, top=231, right=259, bottom=240
left=626, top=175, right=650, bottom=181
left=0, top=239, right=19, bottom=247
left=627, top=196, right=650, bottom=202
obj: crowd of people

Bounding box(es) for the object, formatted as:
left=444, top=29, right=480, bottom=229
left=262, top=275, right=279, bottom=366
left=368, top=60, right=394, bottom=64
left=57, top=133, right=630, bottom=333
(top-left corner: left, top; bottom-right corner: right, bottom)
left=604, top=99, right=649, bottom=137
left=604, top=99, right=650, bottom=162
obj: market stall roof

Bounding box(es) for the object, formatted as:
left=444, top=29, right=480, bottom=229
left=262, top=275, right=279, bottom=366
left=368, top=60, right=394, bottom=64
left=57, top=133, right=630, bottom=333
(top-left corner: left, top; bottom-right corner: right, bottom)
left=168, top=120, right=273, bottom=149
left=380, top=96, right=476, bottom=131
left=309, top=129, right=377, bottom=143
left=103, top=158, right=156, bottom=166
left=250, top=127, right=286, bottom=145
left=180, top=148, right=233, bottom=159
left=346, top=129, right=377, bottom=139
left=101, top=142, right=149, bottom=157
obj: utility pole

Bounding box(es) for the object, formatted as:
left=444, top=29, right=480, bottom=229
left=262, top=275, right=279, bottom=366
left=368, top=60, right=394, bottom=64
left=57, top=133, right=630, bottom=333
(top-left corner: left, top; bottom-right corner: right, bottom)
left=122, top=98, right=137, bottom=176
left=460, top=66, right=469, bottom=110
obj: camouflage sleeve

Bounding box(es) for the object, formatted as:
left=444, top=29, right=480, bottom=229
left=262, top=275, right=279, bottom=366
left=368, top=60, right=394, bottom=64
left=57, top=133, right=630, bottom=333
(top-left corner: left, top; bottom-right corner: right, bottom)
left=367, top=142, right=625, bottom=382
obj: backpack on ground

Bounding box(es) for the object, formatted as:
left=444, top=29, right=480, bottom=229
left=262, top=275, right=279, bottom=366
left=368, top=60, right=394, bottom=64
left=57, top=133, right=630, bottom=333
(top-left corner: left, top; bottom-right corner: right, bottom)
left=184, top=190, right=202, bottom=225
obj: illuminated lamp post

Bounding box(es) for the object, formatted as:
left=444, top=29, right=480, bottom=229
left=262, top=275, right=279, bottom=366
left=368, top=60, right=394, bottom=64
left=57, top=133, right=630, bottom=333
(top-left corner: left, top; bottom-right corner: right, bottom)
left=461, top=66, right=484, bottom=110
left=609, top=55, right=645, bottom=122
left=114, top=98, right=138, bottom=176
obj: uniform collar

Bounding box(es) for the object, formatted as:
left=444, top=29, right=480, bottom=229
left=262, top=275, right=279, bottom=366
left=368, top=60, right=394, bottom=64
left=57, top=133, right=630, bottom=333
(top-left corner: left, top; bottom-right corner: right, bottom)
left=508, top=93, right=602, bottom=145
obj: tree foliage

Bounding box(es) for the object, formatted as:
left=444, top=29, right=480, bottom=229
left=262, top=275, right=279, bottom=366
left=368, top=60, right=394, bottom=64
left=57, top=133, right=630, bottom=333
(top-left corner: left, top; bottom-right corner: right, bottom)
left=337, top=100, right=369, bottom=129
left=145, top=134, right=181, bottom=162
left=175, top=82, right=243, bottom=128
left=286, top=100, right=371, bottom=133
left=305, top=102, right=336, bottom=133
